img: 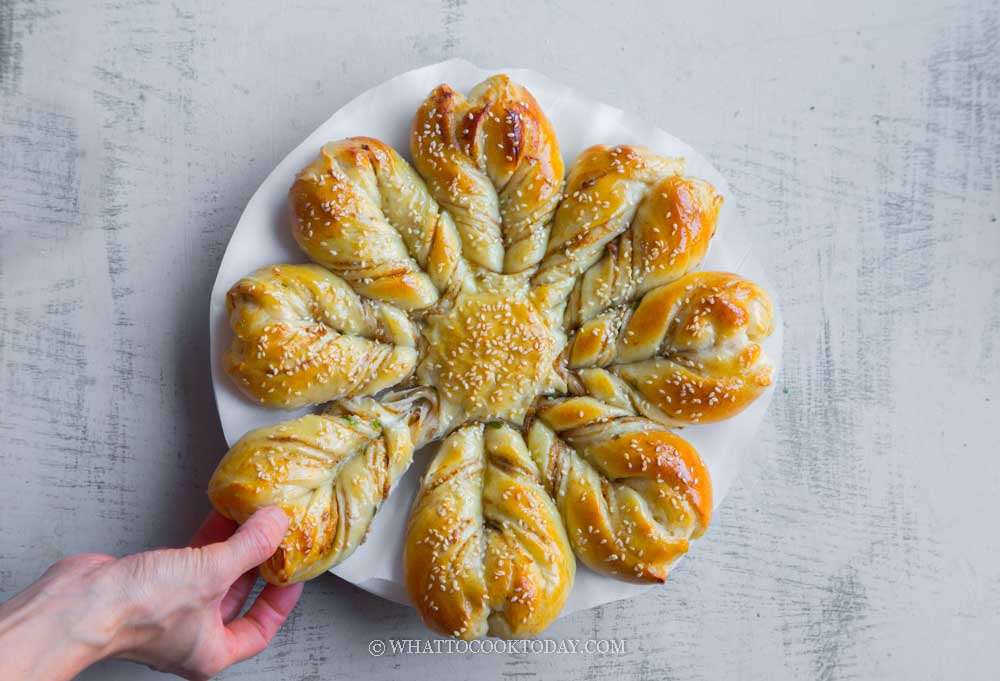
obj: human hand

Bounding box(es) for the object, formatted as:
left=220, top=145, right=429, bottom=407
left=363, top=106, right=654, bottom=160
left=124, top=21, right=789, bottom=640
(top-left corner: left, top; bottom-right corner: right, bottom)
left=109, top=506, right=304, bottom=678
left=0, top=507, right=303, bottom=680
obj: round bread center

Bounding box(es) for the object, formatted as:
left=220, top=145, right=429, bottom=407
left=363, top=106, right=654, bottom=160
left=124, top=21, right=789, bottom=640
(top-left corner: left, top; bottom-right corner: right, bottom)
left=418, top=292, right=562, bottom=423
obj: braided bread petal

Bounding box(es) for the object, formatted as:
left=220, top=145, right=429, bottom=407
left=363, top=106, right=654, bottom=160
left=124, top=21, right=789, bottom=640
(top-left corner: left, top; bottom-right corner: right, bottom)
left=568, top=271, right=774, bottom=425
left=223, top=264, right=418, bottom=408
left=411, top=75, right=564, bottom=274
left=526, top=396, right=711, bottom=583
left=208, top=388, right=439, bottom=585
left=290, top=137, right=468, bottom=310
left=404, top=422, right=574, bottom=639
left=532, top=145, right=686, bottom=296
left=564, top=172, right=722, bottom=327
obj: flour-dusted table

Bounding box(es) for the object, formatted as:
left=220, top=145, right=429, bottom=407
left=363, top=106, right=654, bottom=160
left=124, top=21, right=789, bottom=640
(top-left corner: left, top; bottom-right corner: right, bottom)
left=1, top=2, right=997, bottom=679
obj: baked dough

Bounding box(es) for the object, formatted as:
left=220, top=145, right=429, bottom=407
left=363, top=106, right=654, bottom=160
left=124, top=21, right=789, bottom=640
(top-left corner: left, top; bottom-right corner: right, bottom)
left=568, top=271, right=774, bottom=425
left=527, top=396, right=711, bottom=583
left=290, top=137, right=468, bottom=311
left=560, top=152, right=723, bottom=327
left=208, top=388, right=440, bottom=584
left=404, top=422, right=574, bottom=638
left=416, top=287, right=565, bottom=426
left=412, top=75, right=563, bottom=274
left=208, top=73, right=777, bottom=638
left=534, top=145, right=684, bottom=294
left=223, top=264, right=418, bottom=408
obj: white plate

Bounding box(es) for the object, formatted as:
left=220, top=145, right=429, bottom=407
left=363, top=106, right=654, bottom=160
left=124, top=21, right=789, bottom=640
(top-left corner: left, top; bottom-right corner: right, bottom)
left=209, top=59, right=782, bottom=615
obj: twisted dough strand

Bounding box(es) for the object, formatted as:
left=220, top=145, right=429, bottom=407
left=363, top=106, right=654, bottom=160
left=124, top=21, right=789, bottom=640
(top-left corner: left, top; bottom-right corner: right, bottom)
left=563, top=172, right=722, bottom=328
left=411, top=75, right=564, bottom=274
left=404, top=421, right=574, bottom=639
left=526, top=396, right=711, bottom=583
left=223, top=264, right=418, bottom=408
left=532, top=145, right=685, bottom=297
left=208, top=387, right=441, bottom=585
left=568, top=271, right=774, bottom=426
left=290, top=137, right=469, bottom=311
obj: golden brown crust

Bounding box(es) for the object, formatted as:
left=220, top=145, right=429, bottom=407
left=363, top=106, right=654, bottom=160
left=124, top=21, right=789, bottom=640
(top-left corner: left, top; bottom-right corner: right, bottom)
left=568, top=271, right=774, bottom=425
left=290, top=137, right=468, bottom=311
left=526, top=396, right=711, bottom=583
left=564, top=174, right=722, bottom=327
left=416, top=290, right=565, bottom=426
left=411, top=75, right=564, bottom=274
left=208, top=389, right=439, bottom=585
left=210, top=73, right=775, bottom=636
left=532, top=145, right=686, bottom=296
left=223, top=264, right=418, bottom=408
left=404, top=423, right=574, bottom=639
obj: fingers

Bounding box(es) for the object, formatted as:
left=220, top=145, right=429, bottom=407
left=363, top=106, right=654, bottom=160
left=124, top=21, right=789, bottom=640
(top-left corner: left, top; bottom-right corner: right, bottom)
left=190, top=511, right=238, bottom=548
left=224, top=582, right=304, bottom=663
left=220, top=570, right=259, bottom=623
left=209, top=506, right=289, bottom=579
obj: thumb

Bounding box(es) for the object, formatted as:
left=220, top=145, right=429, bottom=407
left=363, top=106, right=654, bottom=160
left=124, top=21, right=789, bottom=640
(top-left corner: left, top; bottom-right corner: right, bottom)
left=213, top=506, right=289, bottom=579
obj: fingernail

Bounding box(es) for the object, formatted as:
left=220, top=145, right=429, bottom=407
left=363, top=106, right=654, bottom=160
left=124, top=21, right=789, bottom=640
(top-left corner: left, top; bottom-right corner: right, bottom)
left=260, top=505, right=289, bottom=529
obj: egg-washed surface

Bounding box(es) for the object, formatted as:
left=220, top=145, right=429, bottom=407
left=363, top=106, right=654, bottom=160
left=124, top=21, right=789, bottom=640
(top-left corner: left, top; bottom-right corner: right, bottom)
left=417, top=289, right=564, bottom=425
left=208, top=73, right=775, bottom=639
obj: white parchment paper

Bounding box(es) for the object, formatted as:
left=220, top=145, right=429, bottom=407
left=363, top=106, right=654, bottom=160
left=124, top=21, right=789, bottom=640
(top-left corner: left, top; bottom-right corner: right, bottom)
left=209, top=59, right=783, bottom=614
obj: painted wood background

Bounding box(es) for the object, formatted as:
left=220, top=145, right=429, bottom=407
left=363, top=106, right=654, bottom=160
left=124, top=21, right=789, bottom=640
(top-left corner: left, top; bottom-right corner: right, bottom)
left=1, top=1, right=997, bottom=678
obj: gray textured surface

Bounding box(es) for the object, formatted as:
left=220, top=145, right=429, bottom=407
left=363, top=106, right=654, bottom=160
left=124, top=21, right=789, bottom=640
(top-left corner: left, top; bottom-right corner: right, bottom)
left=1, top=1, right=998, bottom=679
